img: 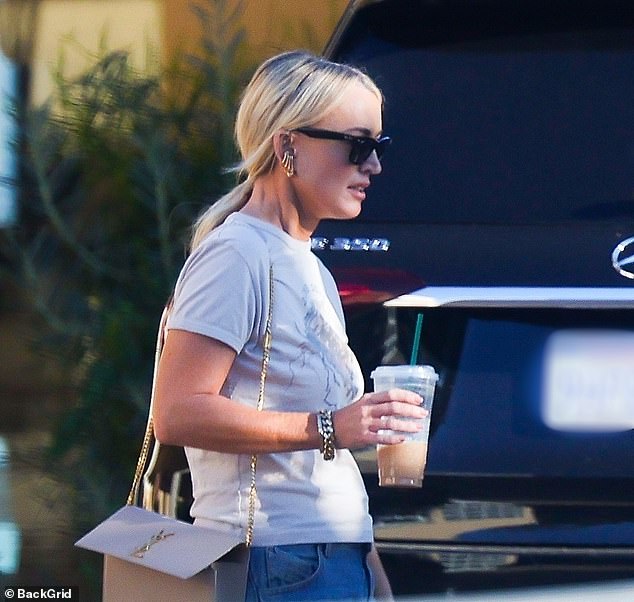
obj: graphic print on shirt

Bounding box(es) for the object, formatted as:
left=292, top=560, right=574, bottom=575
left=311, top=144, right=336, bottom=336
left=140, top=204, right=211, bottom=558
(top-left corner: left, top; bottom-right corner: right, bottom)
left=289, top=281, right=362, bottom=410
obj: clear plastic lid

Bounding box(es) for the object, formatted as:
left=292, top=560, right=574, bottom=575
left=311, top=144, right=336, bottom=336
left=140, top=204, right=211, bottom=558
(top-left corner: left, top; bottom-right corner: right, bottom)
left=370, top=365, right=439, bottom=383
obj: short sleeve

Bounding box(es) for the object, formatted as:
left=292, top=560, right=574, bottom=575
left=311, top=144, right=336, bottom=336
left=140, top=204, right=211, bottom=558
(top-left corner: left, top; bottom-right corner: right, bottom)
left=167, top=237, right=265, bottom=354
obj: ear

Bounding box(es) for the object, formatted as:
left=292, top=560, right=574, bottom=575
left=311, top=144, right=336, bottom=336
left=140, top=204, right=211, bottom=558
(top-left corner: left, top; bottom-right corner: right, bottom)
left=273, top=130, right=293, bottom=161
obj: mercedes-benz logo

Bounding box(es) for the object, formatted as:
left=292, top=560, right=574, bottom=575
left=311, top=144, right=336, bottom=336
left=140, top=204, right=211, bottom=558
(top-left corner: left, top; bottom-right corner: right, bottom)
left=612, top=236, right=634, bottom=279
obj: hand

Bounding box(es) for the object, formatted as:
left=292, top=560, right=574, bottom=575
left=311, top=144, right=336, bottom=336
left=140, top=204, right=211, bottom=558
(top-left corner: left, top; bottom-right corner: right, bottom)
left=332, top=388, right=427, bottom=450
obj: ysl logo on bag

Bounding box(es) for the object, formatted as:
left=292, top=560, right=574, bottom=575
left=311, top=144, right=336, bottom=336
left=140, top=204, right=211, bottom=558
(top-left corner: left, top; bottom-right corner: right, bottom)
left=131, top=529, right=175, bottom=558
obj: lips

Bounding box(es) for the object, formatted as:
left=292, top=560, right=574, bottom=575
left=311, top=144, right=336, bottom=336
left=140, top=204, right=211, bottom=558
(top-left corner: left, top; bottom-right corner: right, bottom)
left=348, top=181, right=370, bottom=194
left=348, top=186, right=367, bottom=201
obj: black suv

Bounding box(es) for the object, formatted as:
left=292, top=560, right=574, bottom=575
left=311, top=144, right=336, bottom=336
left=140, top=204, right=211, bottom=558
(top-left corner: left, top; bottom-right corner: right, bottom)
left=313, top=0, right=634, bottom=597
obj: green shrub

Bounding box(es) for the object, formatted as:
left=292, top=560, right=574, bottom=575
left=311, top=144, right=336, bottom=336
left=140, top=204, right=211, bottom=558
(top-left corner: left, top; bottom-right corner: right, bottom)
left=1, top=0, right=252, bottom=528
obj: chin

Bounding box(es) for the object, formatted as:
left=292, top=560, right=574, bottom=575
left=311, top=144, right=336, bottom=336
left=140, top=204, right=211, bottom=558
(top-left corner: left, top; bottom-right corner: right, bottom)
left=348, top=204, right=364, bottom=219
left=335, top=201, right=363, bottom=220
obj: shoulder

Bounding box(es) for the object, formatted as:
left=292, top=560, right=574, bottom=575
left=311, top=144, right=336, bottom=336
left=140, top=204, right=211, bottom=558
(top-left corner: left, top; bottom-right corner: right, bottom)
left=187, top=214, right=271, bottom=278
left=169, top=215, right=272, bottom=348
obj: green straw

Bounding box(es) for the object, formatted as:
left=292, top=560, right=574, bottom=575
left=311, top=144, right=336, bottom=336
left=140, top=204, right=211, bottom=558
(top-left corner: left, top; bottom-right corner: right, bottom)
left=410, top=313, right=424, bottom=365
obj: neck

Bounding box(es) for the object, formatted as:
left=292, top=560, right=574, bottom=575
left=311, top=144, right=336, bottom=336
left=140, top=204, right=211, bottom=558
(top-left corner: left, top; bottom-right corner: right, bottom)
left=240, top=172, right=316, bottom=241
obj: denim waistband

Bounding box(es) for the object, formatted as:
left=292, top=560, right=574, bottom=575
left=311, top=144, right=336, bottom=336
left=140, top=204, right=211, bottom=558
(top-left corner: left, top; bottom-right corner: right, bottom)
left=252, top=542, right=371, bottom=558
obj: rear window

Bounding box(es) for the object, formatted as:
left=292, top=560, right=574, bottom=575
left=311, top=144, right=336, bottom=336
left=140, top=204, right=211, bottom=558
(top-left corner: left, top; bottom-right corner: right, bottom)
left=402, top=306, right=634, bottom=479
left=332, top=1, right=634, bottom=225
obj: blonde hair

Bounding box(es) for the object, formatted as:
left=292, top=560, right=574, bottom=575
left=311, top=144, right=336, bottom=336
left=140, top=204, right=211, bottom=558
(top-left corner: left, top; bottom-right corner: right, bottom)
left=190, top=50, right=382, bottom=250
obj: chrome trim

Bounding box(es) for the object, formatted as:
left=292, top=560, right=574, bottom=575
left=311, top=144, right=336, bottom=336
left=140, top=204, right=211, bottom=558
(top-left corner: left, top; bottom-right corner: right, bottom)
left=375, top=541, right=634, bottom=557
left=385, top=287, right=634, bottom=309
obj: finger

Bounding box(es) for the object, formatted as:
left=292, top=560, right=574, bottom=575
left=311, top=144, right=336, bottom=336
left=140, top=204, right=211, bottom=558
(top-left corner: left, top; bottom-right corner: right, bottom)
left=376, top=430, right=408, bottom=445
left=372, top=401, right=427, bottom=420
left=369, top=414, right=391, bottom=433
left=369, top=388, right=423, bottom=405
left=391, top=417, right=424, bottom=433
left=374, top=415, right=423, bottom=435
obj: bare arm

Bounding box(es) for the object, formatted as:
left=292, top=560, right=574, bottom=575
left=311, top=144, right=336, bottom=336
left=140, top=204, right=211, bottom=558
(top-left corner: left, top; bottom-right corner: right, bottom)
left=153, top=329, right=426, bottom=454
left=367, top=545, right=394, bottom=601
left=153, top=329, right=317, bottom=453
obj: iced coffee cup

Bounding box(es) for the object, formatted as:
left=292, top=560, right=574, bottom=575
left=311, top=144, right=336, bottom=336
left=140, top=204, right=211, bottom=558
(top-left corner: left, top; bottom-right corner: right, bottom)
left=371, top=365, right=439, bottom=487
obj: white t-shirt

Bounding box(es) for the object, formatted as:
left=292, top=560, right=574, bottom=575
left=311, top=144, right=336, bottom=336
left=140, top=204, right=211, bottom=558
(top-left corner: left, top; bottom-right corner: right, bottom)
left=166, top=212, right=372, bottom=546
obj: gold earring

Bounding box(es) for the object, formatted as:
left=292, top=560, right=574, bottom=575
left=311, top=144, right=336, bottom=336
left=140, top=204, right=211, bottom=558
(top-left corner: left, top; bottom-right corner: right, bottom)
left=281, top=149, right=295, bottom=177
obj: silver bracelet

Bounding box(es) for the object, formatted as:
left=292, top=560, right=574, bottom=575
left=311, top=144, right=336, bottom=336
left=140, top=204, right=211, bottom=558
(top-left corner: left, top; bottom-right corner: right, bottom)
left=317, top=410, right=336, bottom=461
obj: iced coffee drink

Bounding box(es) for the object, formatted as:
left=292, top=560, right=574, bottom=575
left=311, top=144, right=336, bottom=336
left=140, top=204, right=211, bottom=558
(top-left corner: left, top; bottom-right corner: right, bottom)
left=371, top=365, right=438, bottom=488
left=377, top=440, right=429, bottom=487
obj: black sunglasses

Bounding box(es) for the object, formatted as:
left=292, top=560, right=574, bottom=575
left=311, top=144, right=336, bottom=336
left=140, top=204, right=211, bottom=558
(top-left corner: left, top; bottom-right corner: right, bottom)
left=293, top=127, right=392, bottom=165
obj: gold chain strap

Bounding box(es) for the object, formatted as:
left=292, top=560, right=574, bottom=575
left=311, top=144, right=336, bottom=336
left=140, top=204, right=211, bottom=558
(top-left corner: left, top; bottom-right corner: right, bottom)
left=246, top=264, right=274, bottom=547
left=127, top=304, right=171, bottom=506
left=127, top=266, right=274, bottom=550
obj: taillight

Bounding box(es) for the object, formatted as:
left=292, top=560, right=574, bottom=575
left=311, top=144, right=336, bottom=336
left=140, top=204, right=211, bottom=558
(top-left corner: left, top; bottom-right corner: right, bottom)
left=332, top=267, right=425, bottom=306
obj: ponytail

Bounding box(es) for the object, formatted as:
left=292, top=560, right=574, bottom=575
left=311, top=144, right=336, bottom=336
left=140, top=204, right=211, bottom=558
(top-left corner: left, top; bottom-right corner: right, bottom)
left=190, top=179, right=252, bottom=251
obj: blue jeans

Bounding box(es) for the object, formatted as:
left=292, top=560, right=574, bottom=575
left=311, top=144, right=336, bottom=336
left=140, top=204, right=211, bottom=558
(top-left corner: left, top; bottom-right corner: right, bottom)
left=245, top=542, right=374, bottom=602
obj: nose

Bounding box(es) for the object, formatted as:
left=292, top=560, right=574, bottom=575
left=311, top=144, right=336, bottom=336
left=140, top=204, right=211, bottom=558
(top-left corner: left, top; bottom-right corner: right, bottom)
left=361, top=150, right=382, bottom=175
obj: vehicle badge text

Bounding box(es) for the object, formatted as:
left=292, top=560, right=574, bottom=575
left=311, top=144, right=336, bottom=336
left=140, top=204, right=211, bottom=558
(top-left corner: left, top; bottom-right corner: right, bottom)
left=311, top=237, right=390, bottom=252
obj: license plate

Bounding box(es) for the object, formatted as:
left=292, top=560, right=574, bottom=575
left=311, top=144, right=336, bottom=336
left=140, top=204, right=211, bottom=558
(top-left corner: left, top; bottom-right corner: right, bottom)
left=542, top=330, right=634, bottom=432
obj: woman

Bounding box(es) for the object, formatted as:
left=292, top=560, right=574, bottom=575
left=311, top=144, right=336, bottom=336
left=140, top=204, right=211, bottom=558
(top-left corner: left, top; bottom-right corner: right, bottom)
left=153, top=50, right=426, bottom=601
